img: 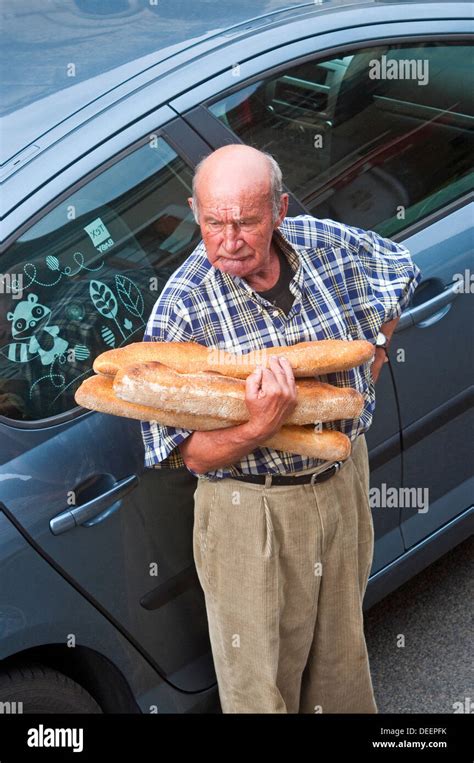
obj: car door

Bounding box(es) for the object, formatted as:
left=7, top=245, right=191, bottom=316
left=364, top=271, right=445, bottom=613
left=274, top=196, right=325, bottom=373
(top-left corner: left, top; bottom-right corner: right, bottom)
left=176, top=31, right=473, bottom=556
left=392, top=202, right=473, bottom=548
left=0, top=117, right=224, bottom=693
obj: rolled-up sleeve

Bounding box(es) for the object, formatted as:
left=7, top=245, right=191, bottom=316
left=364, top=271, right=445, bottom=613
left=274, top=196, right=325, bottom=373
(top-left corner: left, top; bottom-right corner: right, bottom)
left=142, top=418, right=192, bottom=469
left=140, top=297, right=194, bottom=469
left=353, top=227, right=422, bottom=326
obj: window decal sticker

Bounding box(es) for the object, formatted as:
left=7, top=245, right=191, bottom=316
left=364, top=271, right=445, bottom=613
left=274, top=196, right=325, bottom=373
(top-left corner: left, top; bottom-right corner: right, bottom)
left=89, top=276, right=146, bottom=342
left=21, top=251, right=104, bottom=289
left=0, top=291, right=93, bottom=407
left=101, top=326, right=116, bottom=348
left=83, top=217, right=114, bottom=253
left=4, top=293, right=69, bottom=366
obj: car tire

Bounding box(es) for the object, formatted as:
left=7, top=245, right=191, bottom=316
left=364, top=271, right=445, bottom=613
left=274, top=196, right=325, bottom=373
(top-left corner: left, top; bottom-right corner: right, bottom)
left=0, top=662, right=103, bottom=713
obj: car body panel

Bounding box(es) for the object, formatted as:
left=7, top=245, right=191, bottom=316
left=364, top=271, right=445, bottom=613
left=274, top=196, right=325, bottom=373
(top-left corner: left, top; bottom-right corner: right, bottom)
left=0, top=411, right=217, bottom=692
left=394, top=204, right=474, bottom=547
left=0, top=510, right=219, bottom=711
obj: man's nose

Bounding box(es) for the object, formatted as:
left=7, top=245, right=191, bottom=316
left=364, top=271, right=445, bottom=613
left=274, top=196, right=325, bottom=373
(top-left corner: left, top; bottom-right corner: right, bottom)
left=222, top=225, right=243, bottom=253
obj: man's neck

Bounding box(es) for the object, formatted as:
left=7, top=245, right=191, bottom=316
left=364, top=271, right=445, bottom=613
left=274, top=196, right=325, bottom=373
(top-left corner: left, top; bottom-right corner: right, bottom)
left=244, top=241, right=281, bottom=291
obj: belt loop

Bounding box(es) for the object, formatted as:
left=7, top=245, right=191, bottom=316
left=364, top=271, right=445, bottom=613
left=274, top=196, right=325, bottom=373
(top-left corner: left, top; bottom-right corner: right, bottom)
left=264, top=474, right=272, bottom=489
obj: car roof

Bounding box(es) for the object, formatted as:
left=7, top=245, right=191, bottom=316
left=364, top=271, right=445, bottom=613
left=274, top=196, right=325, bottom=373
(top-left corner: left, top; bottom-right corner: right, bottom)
left=0, top=0, right=464, bottom=167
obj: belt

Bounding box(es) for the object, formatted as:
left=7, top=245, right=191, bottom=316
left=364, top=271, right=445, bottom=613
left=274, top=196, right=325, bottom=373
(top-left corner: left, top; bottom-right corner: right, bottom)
left=230, top=461, right=343, bottom=486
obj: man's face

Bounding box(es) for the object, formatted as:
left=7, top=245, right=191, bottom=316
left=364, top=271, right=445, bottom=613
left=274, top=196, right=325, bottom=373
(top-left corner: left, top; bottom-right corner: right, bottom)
left=189, top=186, right=287, bottom=281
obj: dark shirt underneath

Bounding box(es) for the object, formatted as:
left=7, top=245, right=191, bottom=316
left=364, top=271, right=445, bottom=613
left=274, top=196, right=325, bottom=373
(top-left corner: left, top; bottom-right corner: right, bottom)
left=256, top=245, right=295, bottom=315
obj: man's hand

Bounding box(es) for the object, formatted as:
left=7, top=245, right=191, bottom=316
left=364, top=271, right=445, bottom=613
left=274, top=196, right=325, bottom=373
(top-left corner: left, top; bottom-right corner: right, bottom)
left=245, top=356, right=297, bottom=439
left=371, top=347, right=389, bottom=383
left=179, top=355, right=297, bottom=473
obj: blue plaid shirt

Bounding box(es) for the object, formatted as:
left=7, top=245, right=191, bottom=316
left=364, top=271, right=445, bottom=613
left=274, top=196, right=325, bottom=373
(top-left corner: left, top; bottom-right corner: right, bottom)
left=140, top=215, right=422, bottom=478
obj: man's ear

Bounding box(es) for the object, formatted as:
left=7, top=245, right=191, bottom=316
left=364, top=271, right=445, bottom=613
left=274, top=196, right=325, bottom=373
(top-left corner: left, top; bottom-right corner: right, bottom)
left=187, top=197, right=193, bottom=210
left=275, top=193, right=289, bottom=227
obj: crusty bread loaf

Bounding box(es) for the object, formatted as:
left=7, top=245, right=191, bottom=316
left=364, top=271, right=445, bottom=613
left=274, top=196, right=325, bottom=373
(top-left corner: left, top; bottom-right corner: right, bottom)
left=94, top=339, right=374, bottom=378
left=94, top=342, right=209, bottom=377
left=264, top=426, right=351, bottom=462
left=113, top=361, right=364, bottom=425
left=75, top=374, right=238, bottom=429
left=74, top=374, right=351, bottom=460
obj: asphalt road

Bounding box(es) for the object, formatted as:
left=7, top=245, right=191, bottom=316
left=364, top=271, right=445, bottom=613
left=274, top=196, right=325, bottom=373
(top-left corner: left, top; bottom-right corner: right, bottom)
left=365, top=535, right=473, bottom=714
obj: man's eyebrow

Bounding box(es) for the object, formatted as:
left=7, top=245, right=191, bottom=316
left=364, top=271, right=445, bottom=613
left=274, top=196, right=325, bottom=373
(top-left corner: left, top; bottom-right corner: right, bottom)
left=203, top=215, right=259, bottom=222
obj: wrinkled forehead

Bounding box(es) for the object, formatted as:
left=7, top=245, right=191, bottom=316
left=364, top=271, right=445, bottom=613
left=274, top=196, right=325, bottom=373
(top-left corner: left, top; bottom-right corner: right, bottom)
left=196, top=185, right=273, bottom=220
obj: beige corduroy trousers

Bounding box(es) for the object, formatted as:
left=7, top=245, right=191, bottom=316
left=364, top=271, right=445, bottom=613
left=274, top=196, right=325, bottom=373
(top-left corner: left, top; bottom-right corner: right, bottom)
left=192, top=433, right=378, bottom=714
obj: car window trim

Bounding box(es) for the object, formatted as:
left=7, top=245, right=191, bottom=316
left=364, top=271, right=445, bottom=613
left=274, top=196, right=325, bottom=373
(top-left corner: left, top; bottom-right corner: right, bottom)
left=171, top=25, right=473, bottom=113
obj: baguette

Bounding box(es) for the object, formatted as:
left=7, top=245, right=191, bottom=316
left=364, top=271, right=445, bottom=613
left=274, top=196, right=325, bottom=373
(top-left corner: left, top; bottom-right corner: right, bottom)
left=264, top=425, right=351, bottom=462
left=94, top=339, right=374, bottom=378
left=113, top=361, right=364, bottom=425
left=75, top=374, right=238, bottom=430
left=74, top=374, right=351, bottom=460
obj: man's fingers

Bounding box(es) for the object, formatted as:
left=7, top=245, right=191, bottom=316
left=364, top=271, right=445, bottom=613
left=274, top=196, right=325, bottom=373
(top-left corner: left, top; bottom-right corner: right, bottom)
left=260, top=366, right=280, bottom=396
left=268, top=355, right=286, bottom=376
left=277, top=356, right=296, bottom=392
left=269, top=356, right=296, bottom=399
left=268, top=356, right=290, bottom=393
left=246, top=366, right=262, bottom=397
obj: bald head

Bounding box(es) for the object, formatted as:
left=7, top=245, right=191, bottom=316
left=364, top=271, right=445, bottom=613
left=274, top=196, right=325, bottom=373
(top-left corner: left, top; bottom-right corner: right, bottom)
left=186, top=144, right=288, bottom=288
left=191, top=144, right=283, bottom=224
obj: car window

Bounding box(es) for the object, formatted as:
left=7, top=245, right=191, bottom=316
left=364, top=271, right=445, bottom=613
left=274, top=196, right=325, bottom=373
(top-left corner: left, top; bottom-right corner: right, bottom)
left=0, top=137, right=200, bottom=422
left=209, top=41, right=473, bottom=236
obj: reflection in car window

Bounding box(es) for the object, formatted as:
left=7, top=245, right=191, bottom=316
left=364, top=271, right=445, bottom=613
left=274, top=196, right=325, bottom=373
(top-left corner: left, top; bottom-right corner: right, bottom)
left=209, top=42, right=473, bottom=236
left=0, top=138, right=200, bottom=421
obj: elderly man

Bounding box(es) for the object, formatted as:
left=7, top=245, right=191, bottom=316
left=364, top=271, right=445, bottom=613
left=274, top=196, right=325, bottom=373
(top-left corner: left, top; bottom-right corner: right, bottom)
left=140, top=144, right=421, bottom=714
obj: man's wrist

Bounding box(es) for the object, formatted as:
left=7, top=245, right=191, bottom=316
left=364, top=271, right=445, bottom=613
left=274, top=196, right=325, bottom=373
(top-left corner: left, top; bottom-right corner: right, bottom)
left=379, top=316, right=400, bottom=349
left=376, top=330, right=390, bottom=353
left=240, top=419, right=274, bottom=444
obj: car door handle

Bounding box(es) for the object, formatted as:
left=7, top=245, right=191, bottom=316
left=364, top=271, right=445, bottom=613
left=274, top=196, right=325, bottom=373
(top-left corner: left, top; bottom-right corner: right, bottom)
left=395, top=281, right=460, bottom=332
left=50, top=474, right=139, bottom=535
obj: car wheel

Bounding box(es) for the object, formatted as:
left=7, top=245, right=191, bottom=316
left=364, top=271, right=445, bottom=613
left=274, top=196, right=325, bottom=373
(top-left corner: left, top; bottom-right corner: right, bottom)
left=0, top=662, right=103, bottom=713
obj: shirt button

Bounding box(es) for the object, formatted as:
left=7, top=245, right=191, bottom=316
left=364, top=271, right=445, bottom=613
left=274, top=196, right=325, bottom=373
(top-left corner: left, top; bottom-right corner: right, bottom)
left=272, top=310, right=279, bottom=317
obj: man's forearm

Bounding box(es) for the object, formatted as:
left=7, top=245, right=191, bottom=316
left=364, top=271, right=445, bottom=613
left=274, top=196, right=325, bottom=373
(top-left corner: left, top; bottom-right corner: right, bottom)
left=380, top=316, right=400, bottom=346
left=179, top=422, right=264, bottom=474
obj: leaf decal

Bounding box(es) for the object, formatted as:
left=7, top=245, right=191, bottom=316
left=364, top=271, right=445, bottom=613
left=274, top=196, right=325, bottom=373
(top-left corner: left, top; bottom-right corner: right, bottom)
left=115, top=275, right=144, bottom=318
left=46, top=255, right=60, bottom=271
left=101, top=326, right=116, bottom=347
left=90, top=280, right=117, bottom=319
left=74, top=345, right=90, bottom=360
